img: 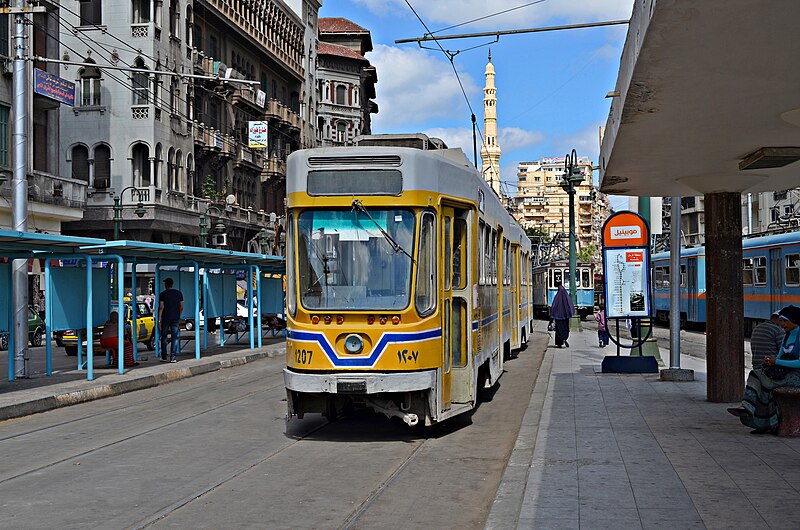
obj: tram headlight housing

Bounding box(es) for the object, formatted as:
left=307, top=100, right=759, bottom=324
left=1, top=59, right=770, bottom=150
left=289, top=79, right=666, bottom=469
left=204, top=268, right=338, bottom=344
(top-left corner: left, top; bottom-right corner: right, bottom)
left=344, top=334, right=364, bottom=354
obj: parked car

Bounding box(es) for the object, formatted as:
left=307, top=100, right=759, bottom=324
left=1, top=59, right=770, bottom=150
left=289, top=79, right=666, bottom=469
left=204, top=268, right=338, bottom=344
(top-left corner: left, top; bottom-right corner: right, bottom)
left=0, top=306, right=44, bottom=350
left=59, top=301, right=156, bottom=356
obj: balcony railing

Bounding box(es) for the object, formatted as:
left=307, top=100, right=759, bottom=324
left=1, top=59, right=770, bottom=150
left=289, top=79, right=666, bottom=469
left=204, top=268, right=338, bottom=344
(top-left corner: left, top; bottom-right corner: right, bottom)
left=0, top=171, right=88, bottom=210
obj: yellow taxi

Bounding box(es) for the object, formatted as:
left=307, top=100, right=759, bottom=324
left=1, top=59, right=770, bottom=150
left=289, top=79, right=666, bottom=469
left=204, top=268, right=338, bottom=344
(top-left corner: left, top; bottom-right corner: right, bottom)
left=60, top=301, right=156, bottom=356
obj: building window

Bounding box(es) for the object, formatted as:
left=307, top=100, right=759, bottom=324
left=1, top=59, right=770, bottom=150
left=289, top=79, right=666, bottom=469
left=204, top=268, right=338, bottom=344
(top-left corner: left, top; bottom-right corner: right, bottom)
left=132, top=58, right=149, bottom=105
left=132, top=143, right=151, bottom=187
left=94, top=144, right=111, bottom=188
left=169, top=0, right=180, bottom=38
left=0, top=14, right=8, bottom=57
left=71, top=145, right=89, bottom=182
left=0, top=105, right=8, bottom=168
left=79, top=0, right=102, bottom=26
left=132, top=0, right=150, bottom=23
left=335, top=85, right=346, bottom=105
left=771, top=207, right=780, bottom=223
left=169, top=76, right=179, bottom=115
left=336, top=122, right=346, bottom=143
left=79, top=61, right=101, bottom=106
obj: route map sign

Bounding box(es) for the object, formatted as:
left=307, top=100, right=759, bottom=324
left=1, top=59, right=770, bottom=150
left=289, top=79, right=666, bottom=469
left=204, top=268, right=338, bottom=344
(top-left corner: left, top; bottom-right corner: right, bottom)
left=601, top=211, right=652, bottom=319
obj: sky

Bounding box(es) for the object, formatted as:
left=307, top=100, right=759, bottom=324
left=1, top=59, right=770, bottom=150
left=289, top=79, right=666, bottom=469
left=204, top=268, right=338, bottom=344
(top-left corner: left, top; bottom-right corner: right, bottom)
left=319, top=0, right=635, bottom=209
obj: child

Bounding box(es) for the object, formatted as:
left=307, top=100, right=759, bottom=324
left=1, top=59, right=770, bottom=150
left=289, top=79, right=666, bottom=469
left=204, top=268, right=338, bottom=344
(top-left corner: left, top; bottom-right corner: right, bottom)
left=596, top=305, right=609, bottom=348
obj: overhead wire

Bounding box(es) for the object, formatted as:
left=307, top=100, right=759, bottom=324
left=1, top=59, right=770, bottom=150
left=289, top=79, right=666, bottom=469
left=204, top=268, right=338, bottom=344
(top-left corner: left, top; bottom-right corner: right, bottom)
left=428, top=0, right=547, bottom=35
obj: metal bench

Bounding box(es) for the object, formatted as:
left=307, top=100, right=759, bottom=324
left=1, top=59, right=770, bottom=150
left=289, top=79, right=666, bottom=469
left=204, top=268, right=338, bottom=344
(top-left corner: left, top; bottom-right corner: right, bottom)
left=774, top=387, right=800, bottom=436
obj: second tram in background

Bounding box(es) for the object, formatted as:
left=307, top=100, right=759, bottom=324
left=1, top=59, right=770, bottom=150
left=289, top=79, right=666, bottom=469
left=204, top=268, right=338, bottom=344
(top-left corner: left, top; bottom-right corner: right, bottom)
left=282, top=134, right=533, bottom=426
left=651, top=231, right=800, bottom=334
left=531, top=261, right=595, bottom=320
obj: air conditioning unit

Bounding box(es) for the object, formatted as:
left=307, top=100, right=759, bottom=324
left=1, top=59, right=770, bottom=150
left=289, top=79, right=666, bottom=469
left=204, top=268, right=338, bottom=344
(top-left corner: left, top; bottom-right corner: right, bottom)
left=210, top=233, right=227, bottom=247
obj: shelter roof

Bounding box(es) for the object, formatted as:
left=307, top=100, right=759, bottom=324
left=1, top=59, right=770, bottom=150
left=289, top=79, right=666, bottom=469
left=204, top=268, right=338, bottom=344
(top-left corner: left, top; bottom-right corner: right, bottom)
left=599, top=1, right=800, bottom=196
left=0, top=230, right=105, bottom=255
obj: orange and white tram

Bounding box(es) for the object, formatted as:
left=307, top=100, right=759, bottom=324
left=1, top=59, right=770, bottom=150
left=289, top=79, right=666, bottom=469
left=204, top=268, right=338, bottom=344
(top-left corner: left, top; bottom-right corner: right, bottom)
left=283, top=134, right=532, bottom=425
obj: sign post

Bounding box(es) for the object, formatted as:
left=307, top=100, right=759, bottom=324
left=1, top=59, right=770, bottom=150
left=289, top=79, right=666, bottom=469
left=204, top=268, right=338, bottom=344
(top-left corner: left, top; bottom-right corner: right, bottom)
left=600, top=211, right=659, bottom=373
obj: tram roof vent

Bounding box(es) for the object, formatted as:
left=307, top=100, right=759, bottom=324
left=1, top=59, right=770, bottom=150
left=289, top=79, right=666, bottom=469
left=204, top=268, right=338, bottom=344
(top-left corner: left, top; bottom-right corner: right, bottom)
left=308, top=155, right=401, bottom=167
left=354, top=133, right=448, bottom=150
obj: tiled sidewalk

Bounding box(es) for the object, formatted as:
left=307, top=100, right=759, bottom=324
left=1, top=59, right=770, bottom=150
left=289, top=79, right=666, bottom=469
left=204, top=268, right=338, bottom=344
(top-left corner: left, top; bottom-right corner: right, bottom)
left=488, top=322, right=800, bottom=529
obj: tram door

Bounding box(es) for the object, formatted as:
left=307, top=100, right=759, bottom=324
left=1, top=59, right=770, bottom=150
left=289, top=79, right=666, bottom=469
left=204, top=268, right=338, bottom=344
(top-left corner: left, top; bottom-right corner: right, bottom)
left=510, top=244, right=520, bottom=348
left=443, top=205, right=473, bottom=406
left=770, top=249, right=783, bottom=313
left=687, top=258, right=699, bottom=322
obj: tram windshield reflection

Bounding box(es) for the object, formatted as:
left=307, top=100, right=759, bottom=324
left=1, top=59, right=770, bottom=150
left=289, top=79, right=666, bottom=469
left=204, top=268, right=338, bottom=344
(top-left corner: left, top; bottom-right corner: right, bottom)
left=297, top=208, right=415, bottom=310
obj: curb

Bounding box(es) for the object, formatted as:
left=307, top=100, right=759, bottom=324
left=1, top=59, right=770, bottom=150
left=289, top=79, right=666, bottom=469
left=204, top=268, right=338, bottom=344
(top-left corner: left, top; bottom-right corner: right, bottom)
left=0, top=348, right=281, bottom=422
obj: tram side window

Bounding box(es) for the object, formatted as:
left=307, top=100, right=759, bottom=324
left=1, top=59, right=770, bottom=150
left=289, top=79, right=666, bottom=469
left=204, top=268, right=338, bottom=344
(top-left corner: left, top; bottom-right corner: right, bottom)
left=444, top=217, right=451, bottom=291
left=286, top=214, right=296, bottom=316
left=581, top=268, right=590, bottom=288
left=563, top=269, right=570, bottom=290
left=478, top=220, right=485, bottom=285
left=453, top=218, right=466, bottom=290
left=655, top=266, right=669, bottom=289
left=554, top=268, right=562, bottom=287
left=786, top=254, right=800, bottom=286
left=680, top=264, right=686, bottom=287
left=504, top=239, right=510, bottom=286
left=742, top=258, right=754, bottom=286
left=753, top=256, right=768, bottom=286
left=491, top=229, right=497, bottom=285
left=416, top=212, right=436, bottom=316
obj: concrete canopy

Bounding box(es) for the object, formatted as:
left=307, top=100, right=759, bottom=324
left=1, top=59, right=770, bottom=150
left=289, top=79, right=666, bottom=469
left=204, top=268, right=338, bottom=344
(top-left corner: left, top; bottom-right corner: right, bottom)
left=600, top=0, right=800, bottom=196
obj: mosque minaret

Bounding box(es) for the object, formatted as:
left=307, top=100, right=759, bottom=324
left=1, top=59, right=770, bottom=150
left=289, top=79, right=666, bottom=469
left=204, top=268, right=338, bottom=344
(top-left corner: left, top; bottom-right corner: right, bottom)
left=480, top=50, right=502, bottom=196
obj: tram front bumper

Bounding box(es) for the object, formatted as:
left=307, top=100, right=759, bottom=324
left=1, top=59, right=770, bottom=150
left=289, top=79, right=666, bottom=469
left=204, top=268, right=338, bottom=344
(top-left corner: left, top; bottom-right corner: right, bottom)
left=283, top=368, right=437, bottom=394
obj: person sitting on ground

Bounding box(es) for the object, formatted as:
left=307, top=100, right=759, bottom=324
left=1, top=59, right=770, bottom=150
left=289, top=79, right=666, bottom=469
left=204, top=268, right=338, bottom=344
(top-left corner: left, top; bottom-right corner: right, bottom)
left=728, top=304, right=800, bottom=434
left=750, top=311, right=786, bottom=369
left=100, top=311, right=138, bottom=368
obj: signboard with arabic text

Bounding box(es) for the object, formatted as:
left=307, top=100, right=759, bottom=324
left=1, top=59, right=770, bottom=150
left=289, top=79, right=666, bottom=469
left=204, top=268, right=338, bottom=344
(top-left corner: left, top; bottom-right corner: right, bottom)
left=34, top=68, right=75, bottom=106
left=248, top=121, right=268, bottom=148
left=601, top=211, right=652, bottom=319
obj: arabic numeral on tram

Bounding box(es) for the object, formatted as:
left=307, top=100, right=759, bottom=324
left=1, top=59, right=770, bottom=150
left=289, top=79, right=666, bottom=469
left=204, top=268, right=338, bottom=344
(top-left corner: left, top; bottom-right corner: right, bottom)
left=295, top=348, right=313, bottom=364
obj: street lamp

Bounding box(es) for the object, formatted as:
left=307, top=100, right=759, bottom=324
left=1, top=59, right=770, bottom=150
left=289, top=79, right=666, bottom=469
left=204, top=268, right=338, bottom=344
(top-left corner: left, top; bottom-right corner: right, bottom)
left=559, top=149, right=584, bottom=330
left=113, top=186, right=146, bottom=240
left=199, top=204, right=227, bottom=248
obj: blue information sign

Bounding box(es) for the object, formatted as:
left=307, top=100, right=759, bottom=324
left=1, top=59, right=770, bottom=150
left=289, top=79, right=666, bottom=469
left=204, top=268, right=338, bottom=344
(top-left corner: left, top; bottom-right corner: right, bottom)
left=34, top=68, right=75, bottom=106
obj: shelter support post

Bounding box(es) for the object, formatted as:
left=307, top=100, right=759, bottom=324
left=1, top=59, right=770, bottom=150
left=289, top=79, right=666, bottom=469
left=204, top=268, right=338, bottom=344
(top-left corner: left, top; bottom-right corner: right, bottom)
left=86, top=256, right=95, bottom=381
left=113, top=257, right=125, bottom=375
left=194, top=265, right=200, bottom=359
left=131, top=262, right=138, bottom=361
left=256, top=267, right=262, bottom=349
left=705, top=192, right=743, bottom=401
left=248, top=265, right=255, bottom=350
left=661, top=196, right=693, bottom=381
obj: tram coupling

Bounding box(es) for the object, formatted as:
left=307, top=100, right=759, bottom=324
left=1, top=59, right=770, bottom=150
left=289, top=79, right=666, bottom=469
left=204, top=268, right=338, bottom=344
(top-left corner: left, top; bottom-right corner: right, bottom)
left=364, top=397, right=419, bottom=426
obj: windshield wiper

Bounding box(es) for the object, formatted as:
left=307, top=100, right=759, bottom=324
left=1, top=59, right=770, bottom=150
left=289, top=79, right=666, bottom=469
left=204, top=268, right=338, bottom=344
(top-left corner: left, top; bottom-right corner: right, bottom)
left=351, top=200, right=415, bottom=262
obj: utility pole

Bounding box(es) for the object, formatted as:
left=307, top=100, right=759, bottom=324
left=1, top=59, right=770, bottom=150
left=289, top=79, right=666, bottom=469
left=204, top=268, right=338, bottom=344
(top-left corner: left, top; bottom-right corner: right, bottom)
left=6, top=2, right=46, bottom=378
left=560, top=149, right=583, bottom=331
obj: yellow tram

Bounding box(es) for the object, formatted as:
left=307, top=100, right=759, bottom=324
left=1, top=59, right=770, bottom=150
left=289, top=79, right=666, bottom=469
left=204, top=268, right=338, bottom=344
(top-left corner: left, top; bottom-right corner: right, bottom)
left=283, top=134, right=532, bottom=425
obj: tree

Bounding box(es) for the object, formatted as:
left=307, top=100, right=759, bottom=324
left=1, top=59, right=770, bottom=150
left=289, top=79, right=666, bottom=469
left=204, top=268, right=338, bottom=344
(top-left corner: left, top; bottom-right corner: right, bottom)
left=577, top=244, right=597, bottom=263
left=525, top=225, right=549, bottom=240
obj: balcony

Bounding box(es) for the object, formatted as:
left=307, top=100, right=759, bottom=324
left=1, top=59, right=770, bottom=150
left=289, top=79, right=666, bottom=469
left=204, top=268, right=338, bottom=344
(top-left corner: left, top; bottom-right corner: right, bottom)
left=232, top=86, right=265, bottom=112
left=261, top=157, right=286, bottom=182
left=0, top=171, right=88, bottom=211
left=235, top=145, right=264, bottom=171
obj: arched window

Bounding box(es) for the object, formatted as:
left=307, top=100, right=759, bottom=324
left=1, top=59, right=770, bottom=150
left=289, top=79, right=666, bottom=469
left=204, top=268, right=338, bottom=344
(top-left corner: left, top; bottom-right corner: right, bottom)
left=131, top=143, right=151, bottom=187
left=169, top=0, right=180, bottom=38
left=186, top=154, right=195, bottom=196
left=154, top=143, right=163, bottom=188
left=169, top=76, right=179, bottom=115
left=174, top=149, right=183, bottom=192
left=132, top=0, right=150, bottom=23
left=185, top=6, right=193, bottom=47
left=71, top=145, right=89, bottom=182
left=79, top=60, right=101, bottom=106
left=167, top=147, right=175, bottom=190
left=336, top=122, right=346, bottom=143
left=132, top=58, right=149, bottom=105
left=335, top=85, right=346, bottom=105
left=94, top=144, right=111, bottom=189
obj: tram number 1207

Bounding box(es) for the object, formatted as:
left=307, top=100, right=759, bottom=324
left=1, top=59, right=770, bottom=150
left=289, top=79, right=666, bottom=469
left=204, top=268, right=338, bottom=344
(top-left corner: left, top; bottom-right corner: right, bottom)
left=294, top=348, right=313, bottom=365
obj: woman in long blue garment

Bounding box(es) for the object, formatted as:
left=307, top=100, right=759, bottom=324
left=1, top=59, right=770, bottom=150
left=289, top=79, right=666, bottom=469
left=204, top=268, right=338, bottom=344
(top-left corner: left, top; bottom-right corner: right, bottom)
left=728, top=304, right=800, bottom=434
left=550, top=282, right=575, bottom=348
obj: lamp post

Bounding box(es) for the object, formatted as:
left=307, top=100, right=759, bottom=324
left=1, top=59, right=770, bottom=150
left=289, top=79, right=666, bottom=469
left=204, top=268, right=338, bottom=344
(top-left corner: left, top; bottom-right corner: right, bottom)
left=113, top=186, right=146, bottom=240
left=560, top=149, right=584, bottom=331
left=199, top=204, right=227, bottom=248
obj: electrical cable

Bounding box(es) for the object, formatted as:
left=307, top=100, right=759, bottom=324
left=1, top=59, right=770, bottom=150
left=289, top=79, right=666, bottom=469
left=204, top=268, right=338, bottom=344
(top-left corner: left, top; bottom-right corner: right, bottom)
left=429, top=0, right=547, bottom=35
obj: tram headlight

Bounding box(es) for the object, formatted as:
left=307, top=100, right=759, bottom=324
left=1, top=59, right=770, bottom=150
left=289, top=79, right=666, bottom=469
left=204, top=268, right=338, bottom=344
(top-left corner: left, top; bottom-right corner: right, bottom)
left=344, top=334, right=364, bottom=354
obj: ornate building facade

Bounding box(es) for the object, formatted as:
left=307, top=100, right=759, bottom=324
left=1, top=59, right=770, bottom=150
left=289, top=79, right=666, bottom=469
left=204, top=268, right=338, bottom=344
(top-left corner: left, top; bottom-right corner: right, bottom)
left=316, top=18, right=377, bottom=146
left=58, top=0, right=321, bottom=253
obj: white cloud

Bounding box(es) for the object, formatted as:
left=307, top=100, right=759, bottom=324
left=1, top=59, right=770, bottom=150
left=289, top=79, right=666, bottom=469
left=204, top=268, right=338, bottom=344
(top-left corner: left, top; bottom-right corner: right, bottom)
left=551, top=122, right=604, bottom=165
left=354, top=0, right=634, bottom=30
left=422, top=126, right=544, bottom=157
left=369, top=45, right=478, bottom=132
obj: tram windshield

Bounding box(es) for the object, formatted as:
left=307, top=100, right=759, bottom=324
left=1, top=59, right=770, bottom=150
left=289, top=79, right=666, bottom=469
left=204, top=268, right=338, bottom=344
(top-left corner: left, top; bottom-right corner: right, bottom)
left=297, top=208, right=415, bottom=310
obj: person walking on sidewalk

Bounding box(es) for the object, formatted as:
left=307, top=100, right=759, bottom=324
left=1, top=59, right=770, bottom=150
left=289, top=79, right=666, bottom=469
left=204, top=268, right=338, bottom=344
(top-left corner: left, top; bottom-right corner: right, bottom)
left=728, top=305, right=800, bottom=434
left=158, top=278, right=184, bottom=363
left=750, top=311, right=785, bottom=369
left=550, top=282, right=574, bottom=348
left=596, top=305, right=609, bottom=348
